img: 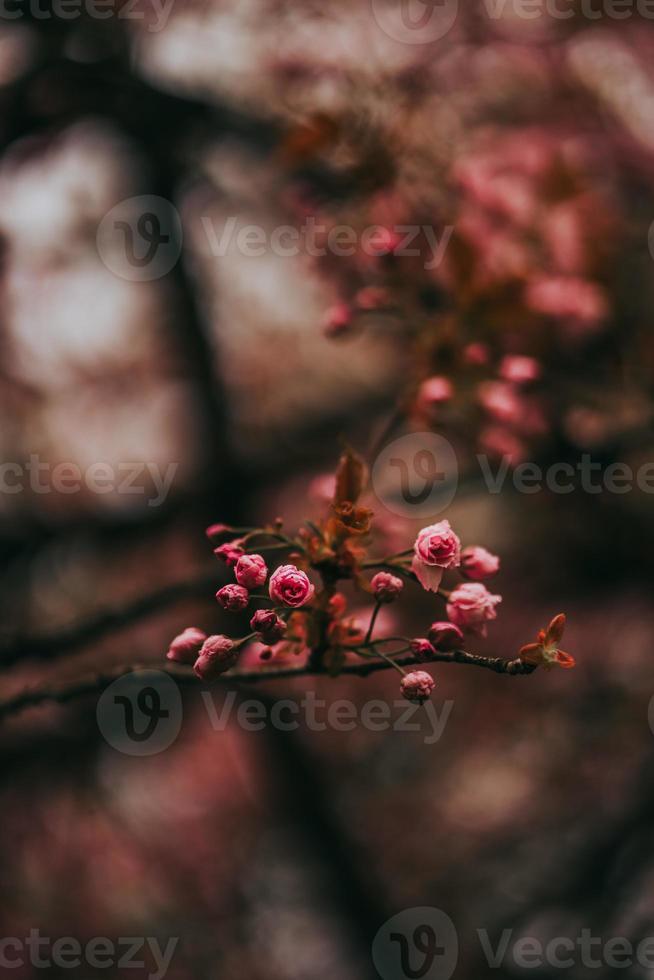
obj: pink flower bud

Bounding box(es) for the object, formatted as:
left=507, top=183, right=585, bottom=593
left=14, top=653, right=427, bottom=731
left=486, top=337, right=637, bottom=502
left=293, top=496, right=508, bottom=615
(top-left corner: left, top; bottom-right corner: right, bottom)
left=328, top=592, right=348, bottom=617
left=400, top=670, right=435, bottom=704
left=410, top=638, right=436, bottom=661
left=323, top=303, right=352, bottom=338
left=194, top=635, right=237, bottom=680
left=461, top=546, right=500, bottom=581
left=427, top=621, right=463, bottom=651
left=250, top=609, right=287, bottom=643
left=269, top=564, right=315, bottom=608
left=446, top=582, right=502, bottom=637
left=463, top=342, right=490, bottom=366
left=499, top=355, right=540, bottom=384
left=216, top=584, right=249, bottom=612
left=235, top=553, right=268, bottom=590
left=166, top=627, right=207, bottom=664
left=205, top=523, right=233, bottom=542
left=417, top=376, right=454, bottom=407
left=371, top=571, right=404, bottom=603
left=411, top=520, right=461, bottom=593
left=355, top=285, right=389, bottom=310
left=214, top=542, right=245, bottom=567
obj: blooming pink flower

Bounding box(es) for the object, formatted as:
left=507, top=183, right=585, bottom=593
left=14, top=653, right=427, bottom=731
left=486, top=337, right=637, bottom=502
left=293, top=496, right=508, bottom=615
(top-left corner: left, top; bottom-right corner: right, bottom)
left=371, top=571, right=404, bottom=603
left=427, top=621, right=464, bottom=651
left=214, top=542, right=245, bottom=566
left=499, top=355, right=541, bottom=384
left=410, top=638, right=436, bottom=661
left=166, top=627, right=207, bottom=664
left=461, top=546, right=500, bottom=580
left=411, top=520, right=461, bottom=592
left=216, top=584, right=249, bottom=612
left=446, top=582, right=502, bottom=637
left=269, top=564, right=315, bottom=607
left=194, top=635, right=237, bottom=680
left=400, top=670, right=436, bottom=704
left=525, top=276, right=608, bottom=326
left=250, top=609, right=287, bottom=643
left=417, top=376, right=454, bottom=407
left=235, top=553, right=268, bottom=590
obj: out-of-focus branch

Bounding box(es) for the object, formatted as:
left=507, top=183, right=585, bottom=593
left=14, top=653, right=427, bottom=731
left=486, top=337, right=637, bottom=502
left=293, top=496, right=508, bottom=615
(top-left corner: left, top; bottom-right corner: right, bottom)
left=0, top=651, right=535, bottom=721
left=0, top=571, right=218, bottom=668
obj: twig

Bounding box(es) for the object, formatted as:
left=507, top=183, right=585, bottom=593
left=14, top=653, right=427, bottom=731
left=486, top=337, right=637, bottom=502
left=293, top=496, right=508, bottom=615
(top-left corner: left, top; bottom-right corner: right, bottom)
left=0, top=650, right=536, bottom=721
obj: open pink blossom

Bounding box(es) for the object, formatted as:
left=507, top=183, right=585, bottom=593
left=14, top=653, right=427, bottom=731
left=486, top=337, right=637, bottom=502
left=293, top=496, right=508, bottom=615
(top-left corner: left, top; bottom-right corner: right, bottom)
left=447, top=582, right=502, bottom=637
left=269, top=564, right=315, bottom=607
left=400, top=670, right=435, bottom=704
left=235, top=553, right=268, bottom=590
left=411, top=520, right=461, bottom=592
left=461, top=546, right=500, bottom=581
left=166, top=627, right=207, bottom=664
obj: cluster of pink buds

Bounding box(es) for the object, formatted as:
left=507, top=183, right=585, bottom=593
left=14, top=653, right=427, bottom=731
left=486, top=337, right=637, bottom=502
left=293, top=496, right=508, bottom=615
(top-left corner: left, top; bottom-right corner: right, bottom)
left=164, top=451, right=574, bottom=707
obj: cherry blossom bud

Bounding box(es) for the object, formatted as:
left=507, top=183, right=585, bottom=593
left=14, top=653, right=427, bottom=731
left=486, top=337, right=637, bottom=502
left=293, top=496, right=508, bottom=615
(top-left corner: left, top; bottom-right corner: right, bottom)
left=235, top=553, right=268, bottom=590
left=427, top=621, right=463, bottom=651
left=371, top=571, right=404, bottom=603
left=269, top=565, right=315, bottom=607
left=400, top=670, right=436, bottom=704
left=410, top=638, right=436, bottom=661
left=499, top=355, right=540, bottom=384
left=417, top=375, right=454, bottom=407
left=323, top=303, right=352, bottom=338
left=216, top=584, right=249, bottom=612
left=463, top=342, right=490, bottom=366
left=194, top=635, right=237, bottom=680
left=461, top=546, right=500, bottom=581
left=250, top=609, right=287, bottom=643
left=166, top=627, right=207, bottom=664
left=214, top=542, right=245, bottom=567
left=205, top=523, right=233, bottom=542
left=328, top=593, right=348, bottom=617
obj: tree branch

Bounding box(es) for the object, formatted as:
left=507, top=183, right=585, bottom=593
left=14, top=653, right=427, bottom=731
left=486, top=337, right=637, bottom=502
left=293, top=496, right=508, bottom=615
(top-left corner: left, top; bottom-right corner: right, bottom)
left=0, top=650, right=536, bottom=721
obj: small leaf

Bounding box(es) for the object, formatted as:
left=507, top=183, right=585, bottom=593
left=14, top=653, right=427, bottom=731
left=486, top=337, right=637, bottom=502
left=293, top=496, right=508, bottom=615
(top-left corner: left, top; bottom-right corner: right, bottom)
left=333, top=447, right=369, bottom=506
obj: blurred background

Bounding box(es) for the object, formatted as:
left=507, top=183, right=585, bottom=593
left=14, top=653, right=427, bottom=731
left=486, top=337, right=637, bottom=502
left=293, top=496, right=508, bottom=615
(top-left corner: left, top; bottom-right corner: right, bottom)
left=1, top=1, right=654, bottom=978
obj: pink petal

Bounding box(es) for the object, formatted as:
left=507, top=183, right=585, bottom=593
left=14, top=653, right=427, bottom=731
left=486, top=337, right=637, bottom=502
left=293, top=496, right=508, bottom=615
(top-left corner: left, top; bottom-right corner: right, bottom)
left=411, top=557, right=444, bottom=593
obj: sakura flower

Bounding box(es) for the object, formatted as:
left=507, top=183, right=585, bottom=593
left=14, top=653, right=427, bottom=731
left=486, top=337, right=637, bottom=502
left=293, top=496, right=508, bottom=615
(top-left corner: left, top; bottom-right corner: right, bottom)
left=411, top=520, right=461, bottom=592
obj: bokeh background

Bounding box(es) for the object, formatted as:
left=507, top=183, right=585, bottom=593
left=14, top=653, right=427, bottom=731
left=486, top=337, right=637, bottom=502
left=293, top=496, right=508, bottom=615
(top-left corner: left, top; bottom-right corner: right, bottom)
left=1, top=2, right=654, bottom=978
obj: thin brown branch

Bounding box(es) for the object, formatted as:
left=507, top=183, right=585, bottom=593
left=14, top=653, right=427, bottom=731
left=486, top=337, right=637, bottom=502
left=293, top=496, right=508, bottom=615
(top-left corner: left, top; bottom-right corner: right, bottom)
left=0, top=649, right=536, bottom=722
